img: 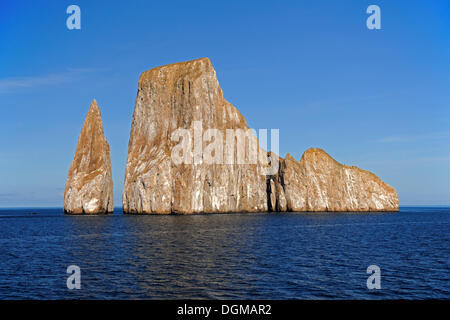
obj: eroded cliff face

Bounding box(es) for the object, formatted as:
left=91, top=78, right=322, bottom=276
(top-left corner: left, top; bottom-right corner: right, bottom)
left=123, top=58, right=268, bottom=213
left=268, top=149, right=399, bottom=212
left=64, top=99, right=114, bottom=214
left=123, top=58, right=398, bottom=214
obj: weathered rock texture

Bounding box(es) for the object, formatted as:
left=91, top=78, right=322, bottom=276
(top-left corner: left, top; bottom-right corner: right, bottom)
left=268, top=149, right=399, bottom=212
left=123, top=58, right=268, bottom=213
left=123, top=58, right=398, bottom=213
left=64, top=99, right=114, bottom=214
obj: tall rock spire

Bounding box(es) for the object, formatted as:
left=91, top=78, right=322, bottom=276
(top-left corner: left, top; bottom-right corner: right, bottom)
left=123, top=58, right=268, bottom=213
left=64, top=99, right=114, bottom=214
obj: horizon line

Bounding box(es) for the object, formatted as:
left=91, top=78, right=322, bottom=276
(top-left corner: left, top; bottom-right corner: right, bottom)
left=0, top=205, right=449, bottom=209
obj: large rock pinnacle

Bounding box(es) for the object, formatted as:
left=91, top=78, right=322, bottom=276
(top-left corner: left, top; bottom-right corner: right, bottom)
left=64, top=99, right=114, bottom=214
left=123, top=58, right=268, bottom=213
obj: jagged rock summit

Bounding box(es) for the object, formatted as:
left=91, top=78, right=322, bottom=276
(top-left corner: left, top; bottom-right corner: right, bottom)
left=64, top=99, right=114, bottom=214
left=268, top=148, right=399, bottom=212
left=123, top=57, right=399, bottom=214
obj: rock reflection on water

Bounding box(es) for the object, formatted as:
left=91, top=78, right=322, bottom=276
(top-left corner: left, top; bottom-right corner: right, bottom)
left=119, top=214, right=266, bottom=299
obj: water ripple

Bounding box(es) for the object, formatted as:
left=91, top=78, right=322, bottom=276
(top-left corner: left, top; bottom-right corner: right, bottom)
left=0, top=207, right=448, bottom=299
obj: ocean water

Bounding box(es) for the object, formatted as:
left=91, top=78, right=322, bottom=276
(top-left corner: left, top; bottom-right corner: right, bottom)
left=0, top=207, right=448, bottom=299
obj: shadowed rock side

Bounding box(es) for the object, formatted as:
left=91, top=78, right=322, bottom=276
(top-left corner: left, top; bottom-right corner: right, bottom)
left=123, top=58, right=268, bottom=213
left=64, top=99, right=114, bottom=214
left=268, top=149, right=399, bottom=212
left=123, top=57, right=398, bottom=214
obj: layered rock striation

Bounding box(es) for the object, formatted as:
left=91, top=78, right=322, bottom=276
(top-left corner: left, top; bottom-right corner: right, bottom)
left=64, top=99, right=114, bottom=214
left=123, top=58, right=268, bottom=213
left=123, top=58, right=398, bottom=214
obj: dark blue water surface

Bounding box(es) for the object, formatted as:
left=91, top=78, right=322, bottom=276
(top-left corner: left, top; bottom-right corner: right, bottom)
left=0, top=207, right=448, bottom=299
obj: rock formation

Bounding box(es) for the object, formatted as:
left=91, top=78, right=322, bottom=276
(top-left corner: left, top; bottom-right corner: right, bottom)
left=123, top=58, right=268, bottom=213
left=64, top=99, right=114, bottom=214
left=123, top=58, right=398, bottom=213
left=268, top=149, right=399, bottom=212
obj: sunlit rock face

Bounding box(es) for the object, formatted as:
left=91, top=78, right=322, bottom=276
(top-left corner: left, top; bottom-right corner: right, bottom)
left=123, top=57, right=398, bottom=214
left=269, top=148, right=399, bottom=212
left=123, top=58, right=268, bottom=213
left=64, top=99, right=114, bottom=214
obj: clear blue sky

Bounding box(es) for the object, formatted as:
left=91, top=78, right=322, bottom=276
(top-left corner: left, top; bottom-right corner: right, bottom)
left=0, top=0, right=449, bottom=207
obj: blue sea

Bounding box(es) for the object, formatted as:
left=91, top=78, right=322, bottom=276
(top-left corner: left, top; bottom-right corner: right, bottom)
left=0, top=207, right=448, bottom=299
